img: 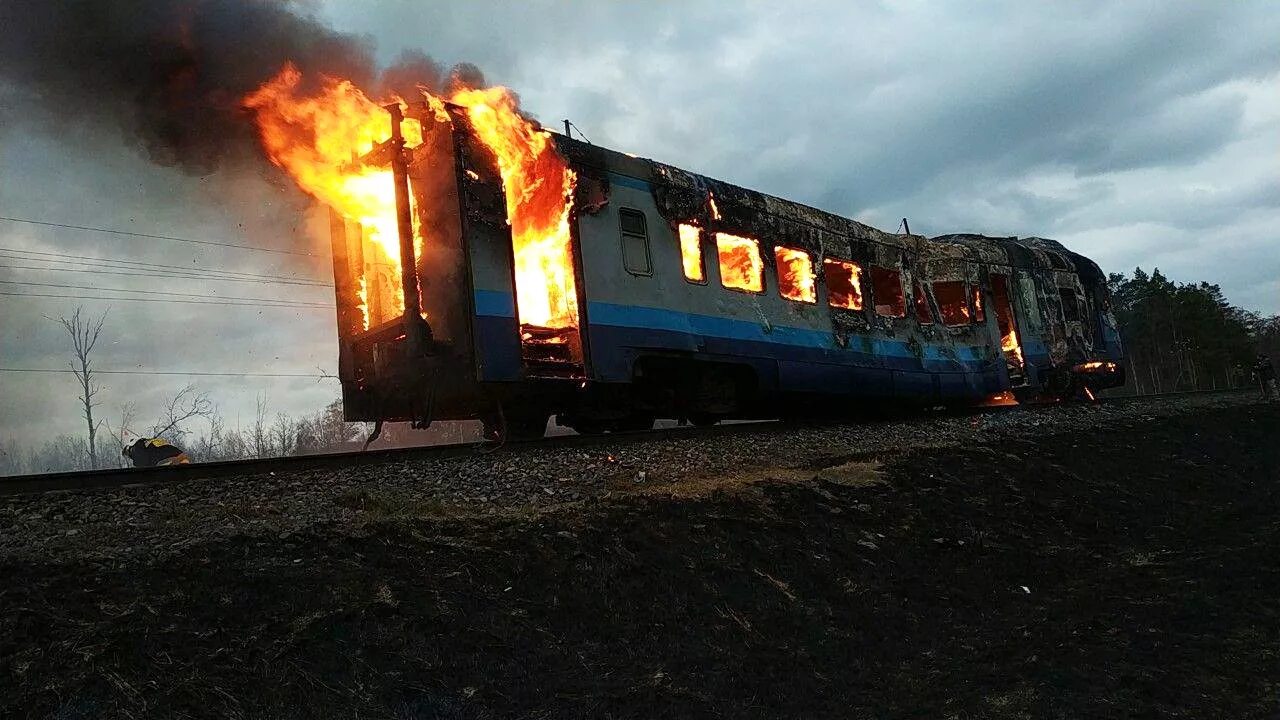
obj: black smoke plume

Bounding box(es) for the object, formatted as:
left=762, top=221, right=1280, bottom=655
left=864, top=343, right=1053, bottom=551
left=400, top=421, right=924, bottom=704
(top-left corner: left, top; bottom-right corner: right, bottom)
left=0, top=0, right=466, bottom=174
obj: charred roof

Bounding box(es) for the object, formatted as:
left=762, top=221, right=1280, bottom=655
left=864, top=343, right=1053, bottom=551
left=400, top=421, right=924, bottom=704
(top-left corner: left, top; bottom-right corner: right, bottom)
left=554, top=134, right=1100, bottom=278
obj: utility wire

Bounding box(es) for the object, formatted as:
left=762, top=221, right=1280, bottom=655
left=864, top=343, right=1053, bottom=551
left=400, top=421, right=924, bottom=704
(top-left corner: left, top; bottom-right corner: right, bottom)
left=0, top=290, right=332, bottom=309
left=0, top=215, right=316, bottom=257
left=0, top=367, right=338, bottom=379
left=0, top=263, right=333, bottom=288
left=0, top=280, right=333, bottom=307
left=0, top=246, right=330, bottom=285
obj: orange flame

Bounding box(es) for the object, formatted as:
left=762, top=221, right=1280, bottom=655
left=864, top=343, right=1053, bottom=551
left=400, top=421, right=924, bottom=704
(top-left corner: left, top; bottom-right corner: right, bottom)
left=715, top=232, right=763, bottom=292
left=678, top=223, right=704, bottom=282
left=243, top=64, right=420, bottom=329
left=981, top=390, right=1019, bottom=406
left=774, top=246, right=816, bottom=303
left=244, top=65, right=580, bottom=334
left=1001, top=324, right=1025, bottom=368
left=451, top=86, right=579, bottom=329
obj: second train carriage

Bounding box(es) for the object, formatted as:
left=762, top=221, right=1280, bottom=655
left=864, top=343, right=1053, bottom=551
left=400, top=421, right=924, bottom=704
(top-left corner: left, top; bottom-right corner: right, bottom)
left=328, top=106, right=1125, bottom=438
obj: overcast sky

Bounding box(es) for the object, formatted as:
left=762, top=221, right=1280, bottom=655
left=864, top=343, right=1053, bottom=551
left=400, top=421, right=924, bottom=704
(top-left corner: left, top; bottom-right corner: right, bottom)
left=2, top=1, right=1277, bottom=454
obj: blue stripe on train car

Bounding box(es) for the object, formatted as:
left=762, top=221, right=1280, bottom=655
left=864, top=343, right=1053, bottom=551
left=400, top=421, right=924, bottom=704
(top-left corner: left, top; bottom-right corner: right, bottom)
left=472, top=290, right=520, bottom=381
left=472, top=293, right=1001, bottom=399
left=585, top=301, right=996, bottom=398
left=474, top=288, right=516, bottom=318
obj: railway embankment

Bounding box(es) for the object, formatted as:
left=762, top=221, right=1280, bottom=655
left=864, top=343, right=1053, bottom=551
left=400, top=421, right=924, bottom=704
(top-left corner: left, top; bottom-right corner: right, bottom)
left=2, top=393, right=1277, bottom=717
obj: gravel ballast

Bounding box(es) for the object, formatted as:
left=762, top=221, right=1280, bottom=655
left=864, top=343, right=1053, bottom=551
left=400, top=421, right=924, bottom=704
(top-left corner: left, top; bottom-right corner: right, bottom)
left=0, top=395, right=1277, bottom=718
left=0, top=391, right=1261, bottom=565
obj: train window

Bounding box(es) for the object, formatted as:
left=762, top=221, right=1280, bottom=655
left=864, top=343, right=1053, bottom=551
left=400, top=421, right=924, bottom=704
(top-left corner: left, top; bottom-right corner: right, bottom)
left=1016, top=273, right=1044, bottom=332
left=774, top=246, right=816, bottom=303
left=913, top=281, right=934, bottom=324
left=971, top=285, right=986, bottom=323
left=823, top=258, right=864, bottom=310
left=677, top=223, right=705, bottom=283
left=716, top=232, right=764, bottom=292
left=933, top=281, right=970, bottom=326
left=871, top=265, right=906, bottom=317
left=1059, top=287, right=1081, bottom=321
left=619, top=208, right=652, bottom=276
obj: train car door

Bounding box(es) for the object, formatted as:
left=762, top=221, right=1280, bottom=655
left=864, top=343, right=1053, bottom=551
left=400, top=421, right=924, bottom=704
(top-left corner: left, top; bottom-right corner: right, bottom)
left=989, top=272, right=1027, bottom=386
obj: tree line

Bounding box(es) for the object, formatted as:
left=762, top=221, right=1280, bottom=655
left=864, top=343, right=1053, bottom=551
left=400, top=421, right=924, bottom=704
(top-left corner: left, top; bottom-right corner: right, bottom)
left=0, top=393, right=367, bottom=476
left=1107, top=268, right=1279, bottom=395
left=0, top=305, right=475, bottom=476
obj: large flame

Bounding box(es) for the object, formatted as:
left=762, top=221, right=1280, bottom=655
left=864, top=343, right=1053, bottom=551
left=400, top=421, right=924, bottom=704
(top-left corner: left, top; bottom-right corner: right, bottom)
left=243, top=64, right=418, bottom=328
left=452, top=86, right=579, bottom=329
left=244, top=65, right=580, bottom=333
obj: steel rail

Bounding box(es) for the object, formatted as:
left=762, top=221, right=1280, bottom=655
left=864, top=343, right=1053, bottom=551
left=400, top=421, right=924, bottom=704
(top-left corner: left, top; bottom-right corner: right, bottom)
left=0, top=388, right=1254, bottom=497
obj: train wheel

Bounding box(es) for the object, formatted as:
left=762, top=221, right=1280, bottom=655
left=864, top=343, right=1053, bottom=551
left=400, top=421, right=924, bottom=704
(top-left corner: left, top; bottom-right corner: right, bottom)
left=484, top=408, right=549, bottom=441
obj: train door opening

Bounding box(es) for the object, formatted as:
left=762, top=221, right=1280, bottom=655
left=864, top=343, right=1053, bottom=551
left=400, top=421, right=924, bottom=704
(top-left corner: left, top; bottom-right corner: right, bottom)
left=990, top=273, right=1027, bottom=386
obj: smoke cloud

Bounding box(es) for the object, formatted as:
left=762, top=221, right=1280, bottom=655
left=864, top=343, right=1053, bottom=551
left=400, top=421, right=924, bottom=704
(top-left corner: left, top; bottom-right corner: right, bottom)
left=0, top=0, right=473, bottom=175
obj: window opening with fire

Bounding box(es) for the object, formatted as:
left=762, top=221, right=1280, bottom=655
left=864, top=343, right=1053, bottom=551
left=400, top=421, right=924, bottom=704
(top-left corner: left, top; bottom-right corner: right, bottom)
left=933, top=281, right=970, bottom=326
left=991, top=273, right=1026, bottom=376
left=774, top=246, right=816, bottom=303
left=619, top=208, right=652, bottom=276
left=871, top=265, right=906, bottom=317
left=716, top=233, right=764, bottom=292
left=678, top=224, right=705, bottom=283
left=823, top=258, right=864, bottom=310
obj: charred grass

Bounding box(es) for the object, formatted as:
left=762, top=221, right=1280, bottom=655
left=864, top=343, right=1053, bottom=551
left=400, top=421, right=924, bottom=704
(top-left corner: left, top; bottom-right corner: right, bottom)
left=2, top=405, right=1279, bottom=718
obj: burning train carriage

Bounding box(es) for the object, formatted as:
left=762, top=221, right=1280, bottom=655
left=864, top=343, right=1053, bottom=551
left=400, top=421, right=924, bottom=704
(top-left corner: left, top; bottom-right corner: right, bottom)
left=324, top=104, right=1124, bottom=438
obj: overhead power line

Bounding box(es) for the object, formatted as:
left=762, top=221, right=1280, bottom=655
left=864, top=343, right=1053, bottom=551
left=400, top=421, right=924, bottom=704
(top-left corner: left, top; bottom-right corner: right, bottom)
left=0, top=215, right=316, bottom=257
left=0, top=290, right=332, bottom=309
left=0, top=280, right=333, bottom=307
left=0, top=246, right=330, bottom=285
left=0, top=263, right=333, bottom=288
left=0, top=367, right=338, bottom=379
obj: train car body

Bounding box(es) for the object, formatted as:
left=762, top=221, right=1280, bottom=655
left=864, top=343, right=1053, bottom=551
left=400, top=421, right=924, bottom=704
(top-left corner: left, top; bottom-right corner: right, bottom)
left=329, top=108, right=1124, bottom=437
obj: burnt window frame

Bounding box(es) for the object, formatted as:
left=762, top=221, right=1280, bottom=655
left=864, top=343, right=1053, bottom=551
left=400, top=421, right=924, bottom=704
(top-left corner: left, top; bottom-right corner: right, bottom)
left=677, top=223, right=708, bottom=285
left=714, top=231, right=766, bottom=295
left=932, top=280, right=971, bottom=327
left=870, top=264, right=907, bottom=318
left=822, top=256, right=865, bottom=311
left=971, top=284, right=986, bottom=324
left=773, top=245, right=817, bottom=304
left=618, top=207, right=653, bottom=277
left=913, top=281, right=935, bottom=325
left=1058, top=286, right=1082, bottom=322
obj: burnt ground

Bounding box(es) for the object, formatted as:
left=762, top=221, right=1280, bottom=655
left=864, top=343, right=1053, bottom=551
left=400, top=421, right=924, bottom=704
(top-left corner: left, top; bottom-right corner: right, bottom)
left=3, top=402, right=1279, bottom=719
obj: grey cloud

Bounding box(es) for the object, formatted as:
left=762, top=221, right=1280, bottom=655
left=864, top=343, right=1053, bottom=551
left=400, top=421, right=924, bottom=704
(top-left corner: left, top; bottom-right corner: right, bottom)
left=4, top=0, right=1280, bottom=449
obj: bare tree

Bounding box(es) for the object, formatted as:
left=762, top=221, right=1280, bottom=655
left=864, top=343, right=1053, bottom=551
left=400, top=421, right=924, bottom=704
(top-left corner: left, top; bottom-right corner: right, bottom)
left=53, top=306, right=108, bottom=469
left=0, top=435, right=25, bottom=476
left=149, top=384, right=215, bottom=445
left=101, top=402, right=138, bottom=468
left=192, top=411, right=226, bottom=462
left=271, top=411, right=296, bottom=457
left=251, top=394, right=272, bottom=458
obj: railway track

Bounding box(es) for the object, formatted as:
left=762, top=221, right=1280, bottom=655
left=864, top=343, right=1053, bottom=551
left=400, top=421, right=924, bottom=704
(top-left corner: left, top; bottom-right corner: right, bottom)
left=0, top=388, right=1253, bottom=497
